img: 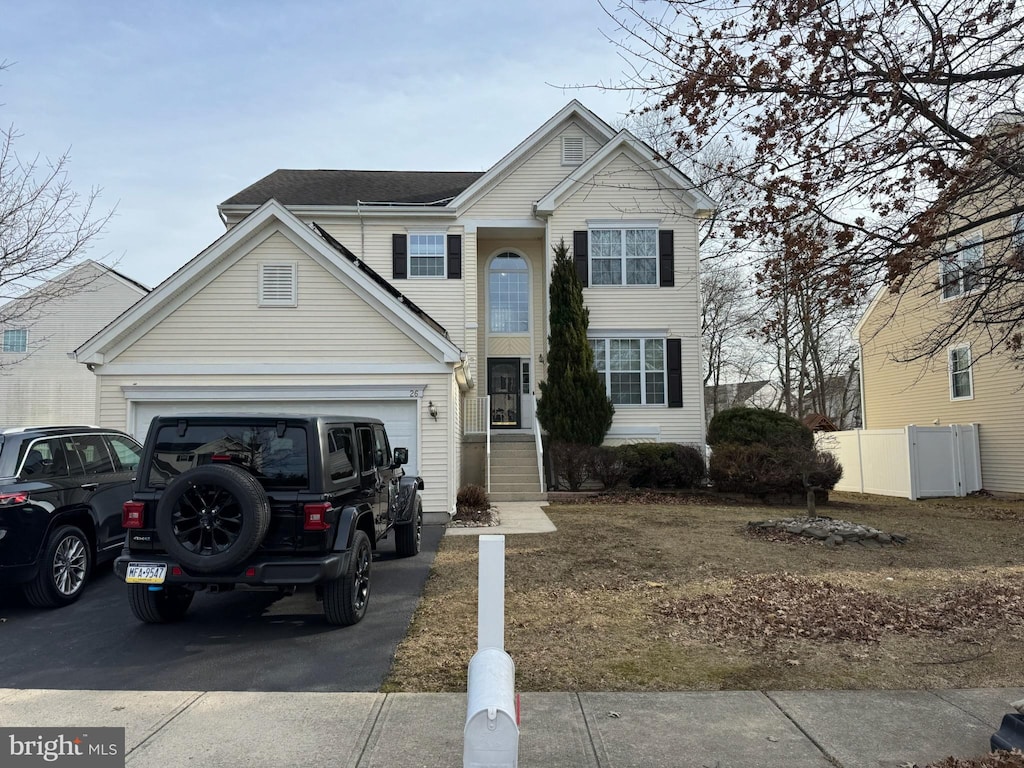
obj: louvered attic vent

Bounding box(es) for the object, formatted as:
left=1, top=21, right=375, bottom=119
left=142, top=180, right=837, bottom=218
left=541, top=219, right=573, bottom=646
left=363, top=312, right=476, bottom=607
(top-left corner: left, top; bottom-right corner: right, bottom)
left=259, top=263, right=297, bottom=306
left=561, top=135, right=585, bottom=166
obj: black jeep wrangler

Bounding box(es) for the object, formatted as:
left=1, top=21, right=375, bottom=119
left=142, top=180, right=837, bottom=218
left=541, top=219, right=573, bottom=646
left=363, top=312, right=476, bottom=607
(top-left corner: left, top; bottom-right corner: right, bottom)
left=114, top=414, right=423, bottom=625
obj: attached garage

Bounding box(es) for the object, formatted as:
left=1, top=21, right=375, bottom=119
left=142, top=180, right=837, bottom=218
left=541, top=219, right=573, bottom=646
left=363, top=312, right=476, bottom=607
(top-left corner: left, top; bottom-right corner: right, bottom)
left=126, top=387, right=421, bottom=475
left=73, top=201, right=472, bottom=517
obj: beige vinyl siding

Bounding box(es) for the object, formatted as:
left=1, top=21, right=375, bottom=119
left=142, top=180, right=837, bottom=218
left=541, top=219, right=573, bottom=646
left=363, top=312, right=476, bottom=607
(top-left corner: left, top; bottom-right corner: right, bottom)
left=0, top=264, right=145, bottom=426
left=115, top=232, right=436, bottom=364
left=314, top=219, right=471, bottom=353
left=547, top=152, right=705, bottom=446
left=860, top=275, right=1024, bottom=493
left=463, top=122, right=605, bottom=220
left=96, top=372, right=454, bottom=514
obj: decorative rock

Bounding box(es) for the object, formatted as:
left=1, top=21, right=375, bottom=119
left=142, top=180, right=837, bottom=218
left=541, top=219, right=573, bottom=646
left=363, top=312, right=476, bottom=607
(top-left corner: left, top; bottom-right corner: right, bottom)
left=748, top=515, right=908, bottom=547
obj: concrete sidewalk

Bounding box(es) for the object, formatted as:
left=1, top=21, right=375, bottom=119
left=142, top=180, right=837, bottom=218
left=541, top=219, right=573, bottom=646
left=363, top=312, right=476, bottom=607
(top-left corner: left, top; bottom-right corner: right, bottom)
left=1, top=687, right=1021, bottom=767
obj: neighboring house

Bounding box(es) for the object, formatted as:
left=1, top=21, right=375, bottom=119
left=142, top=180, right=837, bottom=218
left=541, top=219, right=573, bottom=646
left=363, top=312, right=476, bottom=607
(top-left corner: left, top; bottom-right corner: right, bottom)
left=703, top=380, right=773, bottom=424
left=72, top=101, right=715, bottom=514
left=855, top=182, right=1022, bottom=493
left=0, top=261, right=149, bottom=426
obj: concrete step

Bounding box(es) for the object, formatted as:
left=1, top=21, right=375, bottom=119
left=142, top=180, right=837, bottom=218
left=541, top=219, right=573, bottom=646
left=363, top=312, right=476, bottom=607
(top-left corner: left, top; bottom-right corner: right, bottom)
left=489, top=482, right=542, bottom=494
left=489, top=491, right=547, bottom=502
left=490, top=445, right=538, bottom=455
left=490, top=472, right=541, bottom=483
left=491, top=459, right=538, bottom=471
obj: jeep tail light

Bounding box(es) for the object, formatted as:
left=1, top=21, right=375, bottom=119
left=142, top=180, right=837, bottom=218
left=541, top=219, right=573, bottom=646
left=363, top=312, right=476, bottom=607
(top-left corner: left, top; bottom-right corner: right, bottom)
left=0, top=492, right=30, bottom=506
left=303, top=502, right=331, bottom=531
left=123, top=501, right=145, bottom=528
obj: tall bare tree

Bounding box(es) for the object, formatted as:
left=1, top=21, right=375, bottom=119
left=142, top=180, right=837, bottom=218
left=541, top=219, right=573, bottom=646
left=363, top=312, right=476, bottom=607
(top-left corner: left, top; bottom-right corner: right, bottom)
left=608, top=0, right=1024, bottom=361
left=1, top=64, right=112, bottom=364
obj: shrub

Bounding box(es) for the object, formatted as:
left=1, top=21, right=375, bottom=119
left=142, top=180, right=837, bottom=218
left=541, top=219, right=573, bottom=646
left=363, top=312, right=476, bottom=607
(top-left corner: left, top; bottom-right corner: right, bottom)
left=456, top=484, right=489, bottom=512
left=548, top=441, right=592, bottom=491
left=617, top=442, right=706, bottom=489
left=588, top=445, right=628, bottom=490
left=707, top=407, right=813, bottom=451
left=709, top=443, right=842, bottom=497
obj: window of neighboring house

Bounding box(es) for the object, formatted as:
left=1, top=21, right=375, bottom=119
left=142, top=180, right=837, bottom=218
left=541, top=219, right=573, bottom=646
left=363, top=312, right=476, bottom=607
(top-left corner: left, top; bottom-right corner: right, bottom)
left=940, top=235, right=982, bottom=299
left=949, top=345, right=973, bottom=400
left=488, top=253, right=529, bottom=332
left=1012, top=213, right=1024, bottom=258
left=590, top=228, right=658, bottom=286
left=408, top=233, right=446, bottom=278
left=590, top=337, right=666, bottom=405
left=259, top=263, right=297, bottom=306
left=2, top=329, right=27, bottom=353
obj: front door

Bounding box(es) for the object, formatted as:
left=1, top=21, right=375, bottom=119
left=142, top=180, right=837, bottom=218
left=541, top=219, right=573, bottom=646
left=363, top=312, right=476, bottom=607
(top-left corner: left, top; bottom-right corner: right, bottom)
left=488, top=358, right=521, bottom=429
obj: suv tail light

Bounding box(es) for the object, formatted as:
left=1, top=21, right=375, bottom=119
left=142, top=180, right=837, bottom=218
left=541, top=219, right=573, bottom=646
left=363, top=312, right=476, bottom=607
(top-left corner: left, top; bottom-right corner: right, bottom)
left=303, top=503, right=331, bottom=531
left=123, top=501, right=145, bottom=528
left=0, top=492, right=29, bottom=506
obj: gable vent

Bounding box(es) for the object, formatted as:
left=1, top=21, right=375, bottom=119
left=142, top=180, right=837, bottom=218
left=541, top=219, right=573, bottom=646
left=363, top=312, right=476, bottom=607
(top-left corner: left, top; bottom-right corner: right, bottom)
left=562, top=135, right=585, bottom=166
left=259, top=263, right=297, bottom=307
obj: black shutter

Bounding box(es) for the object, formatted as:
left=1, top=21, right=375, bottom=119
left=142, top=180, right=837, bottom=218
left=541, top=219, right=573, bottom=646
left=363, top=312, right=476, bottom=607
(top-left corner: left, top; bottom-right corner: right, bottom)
left=667, top=338, right=683, bottom=408
left=659, top=230, right=675, bottom=287
left=447, top=234, right=462, bottom=279
left=392, top=234, right=407, bottom=280
left=573, top=230, right=589, bottom=287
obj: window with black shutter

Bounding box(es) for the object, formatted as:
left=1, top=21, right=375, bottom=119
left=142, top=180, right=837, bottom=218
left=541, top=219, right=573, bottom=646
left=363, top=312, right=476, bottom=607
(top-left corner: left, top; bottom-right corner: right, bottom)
left=392, top=234, right=407, bottom=280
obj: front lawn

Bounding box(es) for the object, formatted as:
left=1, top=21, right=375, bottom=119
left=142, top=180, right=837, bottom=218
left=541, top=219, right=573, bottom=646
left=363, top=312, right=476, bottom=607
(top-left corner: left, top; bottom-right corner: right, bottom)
left=383, top=492, right=1024, bottom=692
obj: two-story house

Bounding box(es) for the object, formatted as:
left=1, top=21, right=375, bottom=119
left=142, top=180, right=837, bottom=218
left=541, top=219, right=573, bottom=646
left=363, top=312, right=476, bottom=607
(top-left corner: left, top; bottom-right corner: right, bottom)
left=72, top=101, right=715, bottom=515
left=0, top=260, right=149, bottom=425
left=855, top=128, right=1024, bottom=494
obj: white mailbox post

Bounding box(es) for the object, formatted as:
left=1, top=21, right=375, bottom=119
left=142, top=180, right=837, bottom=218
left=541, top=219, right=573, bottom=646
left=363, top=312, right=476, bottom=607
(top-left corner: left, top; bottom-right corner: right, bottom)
left=464, top=534, right=519, bottom=768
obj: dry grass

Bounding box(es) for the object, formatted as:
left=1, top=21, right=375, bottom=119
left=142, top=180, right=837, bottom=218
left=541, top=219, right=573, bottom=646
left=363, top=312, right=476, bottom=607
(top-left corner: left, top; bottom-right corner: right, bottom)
left=383, top=491, right=1024, bottom=693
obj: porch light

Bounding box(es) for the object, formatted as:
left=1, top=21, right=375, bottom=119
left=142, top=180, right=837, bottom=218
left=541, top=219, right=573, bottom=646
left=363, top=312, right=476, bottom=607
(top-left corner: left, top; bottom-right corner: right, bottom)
left=428, top=401, right=438, bottom=421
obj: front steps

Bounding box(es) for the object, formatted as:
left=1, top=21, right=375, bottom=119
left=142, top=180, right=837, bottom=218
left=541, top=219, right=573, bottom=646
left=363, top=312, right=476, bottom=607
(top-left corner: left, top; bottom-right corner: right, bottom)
left=488, top=433, right=544, bottom=502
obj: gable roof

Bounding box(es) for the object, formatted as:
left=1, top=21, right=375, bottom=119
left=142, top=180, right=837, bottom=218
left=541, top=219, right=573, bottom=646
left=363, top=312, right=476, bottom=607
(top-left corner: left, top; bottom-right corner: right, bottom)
left=74, top=200, right=463, bottom=366
left=0, top=259, right=149, bottom=320
left=450, top=100, right=618, bottom=211
left=221, top=170, right=484, bottom=208
left=535, top=130, right=718, bottom=216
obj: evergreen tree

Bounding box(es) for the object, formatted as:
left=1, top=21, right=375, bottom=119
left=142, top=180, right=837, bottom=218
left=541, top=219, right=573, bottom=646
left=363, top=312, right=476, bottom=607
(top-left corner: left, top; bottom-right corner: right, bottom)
left=536, top=238, right=614, bottom=445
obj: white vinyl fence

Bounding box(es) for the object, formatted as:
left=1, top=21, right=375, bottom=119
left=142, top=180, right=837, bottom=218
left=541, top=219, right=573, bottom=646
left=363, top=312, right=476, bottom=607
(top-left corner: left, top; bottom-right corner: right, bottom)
left=815, top=424, right=982, bottom=500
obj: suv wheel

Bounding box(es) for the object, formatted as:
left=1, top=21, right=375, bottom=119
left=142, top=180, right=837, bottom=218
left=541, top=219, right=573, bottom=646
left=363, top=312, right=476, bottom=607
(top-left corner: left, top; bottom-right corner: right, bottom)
left=128, top=584, right=194, bottom=623
left=323, top=530, right=371, bottom=626
left=23, top=525, right=91, bottom=608
left=394, top=497, right=422, bottom=557
left=155, top=464, right=271, bottom=573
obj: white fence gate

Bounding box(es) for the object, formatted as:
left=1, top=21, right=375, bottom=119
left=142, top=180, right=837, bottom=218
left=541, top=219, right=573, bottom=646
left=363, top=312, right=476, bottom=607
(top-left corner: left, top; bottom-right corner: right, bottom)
left=816, top=424, right=982, bottom=500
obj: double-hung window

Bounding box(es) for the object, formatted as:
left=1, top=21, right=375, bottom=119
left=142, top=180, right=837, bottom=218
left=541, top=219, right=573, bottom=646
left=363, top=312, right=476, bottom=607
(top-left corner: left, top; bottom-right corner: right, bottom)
left=949, top=345, right=973, bottom=400
left=590, top=337, right=666, bottom=405
left=590, top=228, right=658, bottom=286
left=941, top=235, right=982, bottom=299
left=408, top=234, right=446, bottom=278
left=2, top=329, right=27, bottom=353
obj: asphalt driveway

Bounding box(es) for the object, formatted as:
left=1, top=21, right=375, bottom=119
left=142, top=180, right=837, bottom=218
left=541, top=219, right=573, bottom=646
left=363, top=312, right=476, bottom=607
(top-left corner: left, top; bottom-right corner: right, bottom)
left=0, top=524, right=443, bottom=692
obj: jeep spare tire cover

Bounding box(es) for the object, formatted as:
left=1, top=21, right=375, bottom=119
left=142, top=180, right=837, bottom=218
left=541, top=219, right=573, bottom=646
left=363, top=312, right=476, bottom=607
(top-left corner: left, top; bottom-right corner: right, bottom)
left=155, top=464, right=272, bottom=573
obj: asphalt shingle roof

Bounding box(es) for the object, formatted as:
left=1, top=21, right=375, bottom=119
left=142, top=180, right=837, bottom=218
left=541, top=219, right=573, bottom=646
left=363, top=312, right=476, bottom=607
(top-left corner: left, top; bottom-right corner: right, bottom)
left=221, top=169, right=486, bottom=207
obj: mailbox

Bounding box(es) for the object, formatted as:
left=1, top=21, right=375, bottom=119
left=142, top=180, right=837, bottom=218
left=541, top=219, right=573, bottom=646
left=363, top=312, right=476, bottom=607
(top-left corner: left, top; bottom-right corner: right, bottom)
left=464, top=647, right=519, bottom=768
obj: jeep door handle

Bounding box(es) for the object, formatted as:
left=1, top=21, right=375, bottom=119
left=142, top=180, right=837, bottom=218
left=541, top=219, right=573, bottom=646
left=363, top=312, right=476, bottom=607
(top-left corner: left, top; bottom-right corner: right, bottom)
left=80, top=483, right=99, bottom=491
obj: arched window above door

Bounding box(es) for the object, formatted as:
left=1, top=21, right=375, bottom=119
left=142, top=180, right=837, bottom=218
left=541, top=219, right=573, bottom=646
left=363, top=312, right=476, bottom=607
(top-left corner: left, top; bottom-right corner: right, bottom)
left=489, top=253, right=529, bottom=333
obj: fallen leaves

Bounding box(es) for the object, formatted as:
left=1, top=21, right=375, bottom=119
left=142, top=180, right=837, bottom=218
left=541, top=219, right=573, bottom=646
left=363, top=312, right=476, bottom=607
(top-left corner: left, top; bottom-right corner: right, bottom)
left=659, top=573, right=1024, bottom=644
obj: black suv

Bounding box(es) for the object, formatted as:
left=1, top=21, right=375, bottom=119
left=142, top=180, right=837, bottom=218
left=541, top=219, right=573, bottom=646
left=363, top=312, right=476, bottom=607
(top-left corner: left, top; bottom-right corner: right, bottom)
left=0, top=425, right=143, bottom=607
left=115, top=414, right=424, bottom=626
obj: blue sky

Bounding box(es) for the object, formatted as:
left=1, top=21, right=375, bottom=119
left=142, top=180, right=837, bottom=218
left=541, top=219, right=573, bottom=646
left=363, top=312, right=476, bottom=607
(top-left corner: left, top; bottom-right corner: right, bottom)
left=2, top=0, right=642, bottom=287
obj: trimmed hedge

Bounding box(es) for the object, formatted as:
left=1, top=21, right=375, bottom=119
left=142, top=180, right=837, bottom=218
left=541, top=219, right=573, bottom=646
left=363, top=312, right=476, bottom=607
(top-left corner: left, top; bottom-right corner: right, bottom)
left=618, top=443, right=706, bottom=489
left=709, top=443, right=842, bottom=497
left=707, top=407, right=814, bottom=450
left=548, top=442, right=706, bottom=491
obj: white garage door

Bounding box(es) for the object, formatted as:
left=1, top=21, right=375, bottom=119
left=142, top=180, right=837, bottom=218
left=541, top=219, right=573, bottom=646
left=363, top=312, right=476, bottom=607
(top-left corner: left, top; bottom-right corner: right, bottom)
left=131, top=400, right=419, bottom=474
